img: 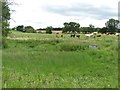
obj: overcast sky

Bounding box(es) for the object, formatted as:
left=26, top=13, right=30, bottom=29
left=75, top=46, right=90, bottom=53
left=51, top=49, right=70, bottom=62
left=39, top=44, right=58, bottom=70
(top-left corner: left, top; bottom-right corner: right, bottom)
left=9, top=0, right=119, bottom=29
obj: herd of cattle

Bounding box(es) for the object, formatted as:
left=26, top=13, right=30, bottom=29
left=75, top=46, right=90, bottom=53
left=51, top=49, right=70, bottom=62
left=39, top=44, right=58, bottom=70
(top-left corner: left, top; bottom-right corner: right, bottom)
left=56, top=32, right=120, bottom=38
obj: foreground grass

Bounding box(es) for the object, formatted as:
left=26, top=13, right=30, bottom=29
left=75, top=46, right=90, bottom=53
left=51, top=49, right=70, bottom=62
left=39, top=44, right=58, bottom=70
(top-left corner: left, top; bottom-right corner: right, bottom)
left=2, top=31, right=118, bottom=88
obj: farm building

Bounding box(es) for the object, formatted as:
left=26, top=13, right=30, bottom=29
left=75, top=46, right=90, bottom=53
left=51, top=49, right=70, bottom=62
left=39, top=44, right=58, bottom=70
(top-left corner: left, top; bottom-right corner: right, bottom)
left=35, top=30, right=46, bottom=33
left=52, top=30, right=62, bottom=34
left=35, top=30, right=62, bottom=34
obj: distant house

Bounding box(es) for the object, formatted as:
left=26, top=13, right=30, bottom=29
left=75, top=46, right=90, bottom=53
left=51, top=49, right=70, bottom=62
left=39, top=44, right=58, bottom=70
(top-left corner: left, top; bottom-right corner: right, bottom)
left=36, top=30, right=46, bottom=33
left=35, top=29, right=63, bottom=34
left=52, top=30, right=62, bottom=34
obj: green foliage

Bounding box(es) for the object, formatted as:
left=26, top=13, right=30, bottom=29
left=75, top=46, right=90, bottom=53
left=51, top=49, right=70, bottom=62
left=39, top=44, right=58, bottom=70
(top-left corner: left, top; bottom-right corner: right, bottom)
left=16, top=25, right=35, bottom=33
left=58, top=42, right=89, bottom=51
left=63, top=22, right=80, bottom=33
left=2, top=0, right=10, bottom=34
left=80, top=25, right=98, bottom=33
left=52, top=27, right=63, bottom=31
left=98, top=27, right=108, bottom=33
left=12, top=39, right=60, bottom=47
left=2, top=37, right=8, bottom=48
left=24, top=26, right=35, bottom=33
left=16, top=25, right=24, bottom=32
left=105, top=18, right=119, bottom=32
left=88, top=24, right=95, bottom=33
left=46, top=26, right=52, bottom=34
left=1, top=0, right=11, bottom=48
left=2, top=31, right=118, bottom=88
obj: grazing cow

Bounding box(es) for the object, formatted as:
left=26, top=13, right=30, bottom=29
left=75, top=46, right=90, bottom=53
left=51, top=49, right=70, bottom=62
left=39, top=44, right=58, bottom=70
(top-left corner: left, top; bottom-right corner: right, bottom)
left=93, top=32, right=98, bottom=35
left=96, top=35, right=101, bottom=37
left=61, top=34, right=63, bottom=37
left=71, top=34, right=75, bottom=38
left=85, top=33, right=93, bottom=38
left=106, top=32, right=115, bottom=35
left=116, top=33, right=119, bottom=36
left=76, top=34, right=80, bottom=38
left=56, top=33, right=59, bottom=38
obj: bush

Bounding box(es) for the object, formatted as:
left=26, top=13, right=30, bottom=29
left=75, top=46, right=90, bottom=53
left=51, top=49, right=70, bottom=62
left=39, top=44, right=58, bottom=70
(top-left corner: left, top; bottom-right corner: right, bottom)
left=58, top=42, right=89, bottom=51
left=2, top=37, right=8, bottom=48
left=46, top=26, right=52, bottom=34
left=25, top=26, right=35, bottom=33
left=12, top=39, right=61, bottom=49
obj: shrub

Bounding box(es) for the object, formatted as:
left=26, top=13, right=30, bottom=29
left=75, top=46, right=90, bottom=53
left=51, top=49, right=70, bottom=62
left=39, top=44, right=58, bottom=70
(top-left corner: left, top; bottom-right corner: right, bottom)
left=2, top=37, right=8, bottom=48
left=46, top=26, right=52, bottom=34
left=12, top=39, right=61, bottom=49
left=50, top=39, right=60, bottom=45
left=58, top=42, right=89, bottom=51
left=24, top=26, right=35, bottom=33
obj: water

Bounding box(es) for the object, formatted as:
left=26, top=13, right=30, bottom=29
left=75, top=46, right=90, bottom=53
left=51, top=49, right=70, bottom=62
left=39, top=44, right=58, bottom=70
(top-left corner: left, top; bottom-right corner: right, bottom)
left=89, top=45, right=97, bottom=49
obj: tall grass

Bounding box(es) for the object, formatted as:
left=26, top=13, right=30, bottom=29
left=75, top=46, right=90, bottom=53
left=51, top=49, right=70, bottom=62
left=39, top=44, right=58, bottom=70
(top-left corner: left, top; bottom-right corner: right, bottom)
left=2, top=31, right=118, bottom=88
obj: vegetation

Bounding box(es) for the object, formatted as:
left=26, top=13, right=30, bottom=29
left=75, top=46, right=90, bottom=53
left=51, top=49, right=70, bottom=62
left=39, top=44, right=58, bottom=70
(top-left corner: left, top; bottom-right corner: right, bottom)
left=16, top=25, right=24, bottom=32
left=24, top=26, right=35, bottom=33
left=46, top=26, right=52, bottom=34
left=1, top=0, right=11, bottom=48
left=1, top=1, right=119, bottom=88
left=2, top=31, right=118, bottom=88
left=88, top=24, right=95, bottom=33
left=105, top=18, right=119, bottom=32
left=98, top=27, right=108, bottom=34
left=16, top=25, right=35, bottom=33
left=62, top=22, right=80, bottom=33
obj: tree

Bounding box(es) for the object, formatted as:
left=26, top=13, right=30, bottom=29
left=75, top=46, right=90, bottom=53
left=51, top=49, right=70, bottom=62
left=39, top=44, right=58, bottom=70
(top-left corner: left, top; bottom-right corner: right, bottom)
left=16, top=25, right=24, bottom=32
left=1, top=0, right=11, bottom=48
left=80, top=27, right=89, bottom=34
left=98, top=27, right=108, bottom=34
left=62, top=22, right=80, bottom=33
left=105, top=18, right=119, bottom=32
left=2, top=0, right=11, bottom=37
left=46, top=26, right=52, bottom=34
left=88, top=24, right=95, bottom=33
left=52, top=27, right=63, bottom=31
left=24, top=26, right=35, bottom=33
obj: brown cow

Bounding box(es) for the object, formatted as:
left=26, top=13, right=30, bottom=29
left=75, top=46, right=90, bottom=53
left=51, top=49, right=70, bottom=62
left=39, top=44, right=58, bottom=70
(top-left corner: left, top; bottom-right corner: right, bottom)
left=76, top=34, right=80, bottom=38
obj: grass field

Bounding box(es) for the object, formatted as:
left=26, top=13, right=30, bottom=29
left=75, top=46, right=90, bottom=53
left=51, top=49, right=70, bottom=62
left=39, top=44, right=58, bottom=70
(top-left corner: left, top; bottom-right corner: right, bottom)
left=2, top=31, right=118, bottom=88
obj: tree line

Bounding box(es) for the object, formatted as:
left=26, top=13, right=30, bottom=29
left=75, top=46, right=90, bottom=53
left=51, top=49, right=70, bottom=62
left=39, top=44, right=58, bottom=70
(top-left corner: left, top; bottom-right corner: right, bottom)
left=13, top=18, right=120, bottom=34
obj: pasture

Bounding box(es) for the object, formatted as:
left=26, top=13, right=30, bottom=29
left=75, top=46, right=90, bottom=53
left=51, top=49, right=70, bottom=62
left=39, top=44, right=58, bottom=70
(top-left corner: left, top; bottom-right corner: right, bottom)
left=2, top=31, right=118, bottom=88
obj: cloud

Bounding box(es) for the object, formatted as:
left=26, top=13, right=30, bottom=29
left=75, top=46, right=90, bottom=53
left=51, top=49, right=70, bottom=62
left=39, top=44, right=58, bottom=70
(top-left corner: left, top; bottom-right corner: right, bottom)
left=43, top=3, right=117, bottom=20
left=9, top=0, right=119, bottom=29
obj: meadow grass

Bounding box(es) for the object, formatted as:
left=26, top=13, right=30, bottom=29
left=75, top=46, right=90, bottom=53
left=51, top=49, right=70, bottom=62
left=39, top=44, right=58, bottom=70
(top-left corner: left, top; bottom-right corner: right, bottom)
left=2, top=31, right=118, bottom=88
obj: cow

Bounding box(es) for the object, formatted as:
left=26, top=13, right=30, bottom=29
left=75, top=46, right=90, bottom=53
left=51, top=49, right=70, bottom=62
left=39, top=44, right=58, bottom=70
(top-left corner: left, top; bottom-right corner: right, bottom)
left=93, top=32, right=98, bottom=35
left=106, top=32, right=115, bottom=35
left=116, top=33, right=119, bottom=36
left=71, top=34, right=75, bottom=38
left=85, top=33, right=93, bottom=38
left=76, top=34, right=80, bottom=38
left=96, top=35, right=101, bottom=37
left=61, top=34, right=63, bottom=37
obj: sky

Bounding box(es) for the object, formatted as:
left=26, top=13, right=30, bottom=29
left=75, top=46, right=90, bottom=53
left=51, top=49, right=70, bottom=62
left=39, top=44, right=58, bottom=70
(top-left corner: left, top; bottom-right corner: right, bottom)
left=9, top=0, right=119, bottom=29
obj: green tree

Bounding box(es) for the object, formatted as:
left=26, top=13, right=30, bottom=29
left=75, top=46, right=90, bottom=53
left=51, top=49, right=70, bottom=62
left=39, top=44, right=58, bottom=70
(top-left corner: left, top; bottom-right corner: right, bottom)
left=105, top=18, right=119, bottom=32
left=46, top=26, right=52, bottom=34
left=24, top=26, right=35, bottom=33
left=80, top=27, right=89, bottom=34
left=16, top=25, right=24, bottom=32
left=62, top=22, right=70, bottom=33
left=1, top=0, right=11, bottom=48
left=2, top=0, right=10, bottom=37
left=88, top=24, right=95, bottom=33
left=63, top=22, right=80, bottom=33
left=98, top=27, right=108, bottom=33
